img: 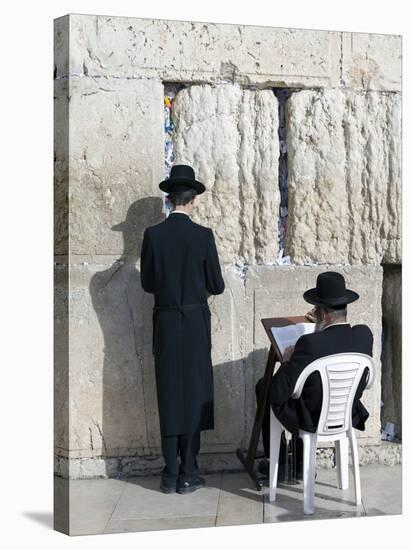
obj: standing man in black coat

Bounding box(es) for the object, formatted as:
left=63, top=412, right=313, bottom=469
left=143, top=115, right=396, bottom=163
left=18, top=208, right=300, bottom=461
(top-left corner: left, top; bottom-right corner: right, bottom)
left=255, top=272, right=373, bottom=479
left=140, top=164, right=225, bottom=494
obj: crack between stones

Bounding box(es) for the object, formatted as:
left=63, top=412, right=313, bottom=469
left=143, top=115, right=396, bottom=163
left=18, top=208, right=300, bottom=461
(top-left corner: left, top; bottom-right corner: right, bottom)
left=273, top=87, right=299, bottom=264
left=91, top=419, right=108, bottom=454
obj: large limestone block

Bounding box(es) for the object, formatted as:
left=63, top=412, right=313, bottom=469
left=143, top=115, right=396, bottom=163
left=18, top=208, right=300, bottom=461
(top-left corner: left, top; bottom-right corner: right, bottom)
left=54, top=78, right=69, bottom=256
left=244, top=265, right=383, bottom=445
left=171, top=83, right=280, bottom=264
left=341, top=32, right=402, bottom=92
left=285, top=89, right=401, bottom=265
left=57, top=259, right=245, bottom=462
left=54, top=263, right=69, bottom=453
left=65, top=14, right=343, bottom=88
left=67, top=260, right=153, bottom=459
left=68, top=77, right=165, bottom=256
left=54, top=15, right=70, bottom=79
left=381, top=265, right=402, bottom=436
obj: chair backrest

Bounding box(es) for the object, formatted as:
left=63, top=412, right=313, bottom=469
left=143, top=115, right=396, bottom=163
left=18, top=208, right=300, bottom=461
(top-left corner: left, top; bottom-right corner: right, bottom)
left=291, top=353, right=374, bottom=438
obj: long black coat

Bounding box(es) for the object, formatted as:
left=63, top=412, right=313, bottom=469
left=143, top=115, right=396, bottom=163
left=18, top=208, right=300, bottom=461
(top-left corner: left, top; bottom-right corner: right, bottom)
left=140, top=211, right=225, bottom=437
left=269, top=323, right=373, bottom=436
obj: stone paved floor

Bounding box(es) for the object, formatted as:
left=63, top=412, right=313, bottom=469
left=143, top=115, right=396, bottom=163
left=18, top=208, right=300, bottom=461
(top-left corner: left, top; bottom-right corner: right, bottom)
left=57, top=464, right=402, bottom=536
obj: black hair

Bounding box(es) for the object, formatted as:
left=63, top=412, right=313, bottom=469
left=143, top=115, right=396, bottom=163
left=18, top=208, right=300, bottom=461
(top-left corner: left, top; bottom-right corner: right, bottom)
left=167, top=189, right=197, bottom=207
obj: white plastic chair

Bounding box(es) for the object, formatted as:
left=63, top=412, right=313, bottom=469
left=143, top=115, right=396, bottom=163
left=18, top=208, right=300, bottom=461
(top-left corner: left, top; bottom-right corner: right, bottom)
left=269, top=352, right=374, bottom=515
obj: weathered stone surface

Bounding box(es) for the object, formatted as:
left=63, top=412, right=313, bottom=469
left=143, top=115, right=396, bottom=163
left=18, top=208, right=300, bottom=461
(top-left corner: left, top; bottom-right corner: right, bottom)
left=54, top=264, right=69, bottom=453
left=65, top=15, right=343, bottom=88
left=54, top=78, right=69, bottom=255
left=54, top=17, right=69, bottom=256
left=68, top=77, right=165, bottom=255
left=342, top=32, right=402, bottom=92
left=201, top=267, right=247, bottom=451
left=54, top=16, right=70, bottom=80
left=56, top=260, right=245, bottom=461
left=54, top=442, right=401, bottom=479
left=172, top=84, right=280, bottom=264
left=245, top=265, right=383, bottom=446
left=66, top=259, right=154, bottom=458
left=381, top=265, right=402, bottom=436
left=358, top=441, right=402, bottom=466
left=61, top=15, right=401, bottom=92
left=285, top=89, right=401, bottom=265
left=315, top=441, right=402, bottom=469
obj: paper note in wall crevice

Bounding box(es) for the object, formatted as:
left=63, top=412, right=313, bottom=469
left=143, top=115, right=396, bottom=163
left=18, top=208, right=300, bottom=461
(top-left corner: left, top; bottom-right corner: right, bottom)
left=270, top=323, right=315, bottom=357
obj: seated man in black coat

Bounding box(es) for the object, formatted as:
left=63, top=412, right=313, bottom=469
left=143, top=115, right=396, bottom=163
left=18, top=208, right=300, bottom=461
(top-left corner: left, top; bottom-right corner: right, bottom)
left=255, top=271, right=373, bottom=479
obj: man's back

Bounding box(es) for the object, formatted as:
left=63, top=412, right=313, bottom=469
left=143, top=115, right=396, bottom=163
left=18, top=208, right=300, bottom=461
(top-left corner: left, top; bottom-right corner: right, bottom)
left=141, top=212, right=225, bottom=304
left=140, top=210, right=225, bottom=437
left=269, top=323, right=373, bottom=435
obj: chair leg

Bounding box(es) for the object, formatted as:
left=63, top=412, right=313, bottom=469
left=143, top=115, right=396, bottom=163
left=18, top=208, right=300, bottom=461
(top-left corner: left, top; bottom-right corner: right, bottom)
left=269, top=408, right=282, bottom=502
left=348, top=428, right=362, bottom=507
left=335, top=437, right=349, bottom=490
left=302, top=433, right=317, bottom=515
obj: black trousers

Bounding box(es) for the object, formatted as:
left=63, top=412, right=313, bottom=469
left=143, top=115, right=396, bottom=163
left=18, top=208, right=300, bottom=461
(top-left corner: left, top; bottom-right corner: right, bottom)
left=255, top=377, right=303, bottom=464
left=161, top=431, right=201, bottom=485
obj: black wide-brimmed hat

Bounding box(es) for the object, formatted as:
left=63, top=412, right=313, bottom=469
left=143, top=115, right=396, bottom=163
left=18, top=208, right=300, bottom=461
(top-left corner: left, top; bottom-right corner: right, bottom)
left=303, top=272, right=359, bottom=306
left=159, top=164, right=206, bottom=194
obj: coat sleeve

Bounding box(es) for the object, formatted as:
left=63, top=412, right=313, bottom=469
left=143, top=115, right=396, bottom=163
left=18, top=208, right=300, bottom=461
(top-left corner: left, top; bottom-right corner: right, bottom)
left=140, top=228, right=155, bottom=293
left=269, top=335, right=315, bottom=435
left=204, top=229, right=225, bottom=295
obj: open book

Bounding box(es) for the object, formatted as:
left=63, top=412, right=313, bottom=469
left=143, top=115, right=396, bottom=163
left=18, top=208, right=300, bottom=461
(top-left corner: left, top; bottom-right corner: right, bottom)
left=270, top=322, right=316, bottom=357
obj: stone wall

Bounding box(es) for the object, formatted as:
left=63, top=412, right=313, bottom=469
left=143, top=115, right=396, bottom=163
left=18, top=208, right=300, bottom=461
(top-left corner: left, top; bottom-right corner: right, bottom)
left=285, top=89, right=401, bottom=265
left=54, top=14, right=401, bottom=478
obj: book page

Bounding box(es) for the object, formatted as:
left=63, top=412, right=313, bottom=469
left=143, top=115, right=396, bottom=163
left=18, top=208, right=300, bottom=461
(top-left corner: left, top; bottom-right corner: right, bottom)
left=270, top=322, right=315, bottom=357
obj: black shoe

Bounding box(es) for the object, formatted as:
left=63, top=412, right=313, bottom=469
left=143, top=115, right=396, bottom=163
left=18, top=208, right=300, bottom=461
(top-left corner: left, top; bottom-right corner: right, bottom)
left=160, top=480, right=177, bottom=494
left=177, top=476, right=206, bottom=494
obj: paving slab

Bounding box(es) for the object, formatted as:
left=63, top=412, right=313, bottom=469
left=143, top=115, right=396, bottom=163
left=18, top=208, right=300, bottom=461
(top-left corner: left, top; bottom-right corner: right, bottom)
left=215, top=472, right=264, bottom=526
left=110, top=474, right=222, bottom=522
left=263, top=464, right=402, bottom=523
left=68, top=478, right=127, bottom=536
left=263, top=467, right=366, bottom=523
left=104, top=516, right=216, bottom=534
left=358, top=464, right=402, bottom=516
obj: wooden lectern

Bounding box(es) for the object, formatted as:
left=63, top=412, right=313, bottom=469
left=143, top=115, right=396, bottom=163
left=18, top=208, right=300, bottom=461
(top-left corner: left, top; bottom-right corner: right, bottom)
left=236, top=316, right=312, bottom=491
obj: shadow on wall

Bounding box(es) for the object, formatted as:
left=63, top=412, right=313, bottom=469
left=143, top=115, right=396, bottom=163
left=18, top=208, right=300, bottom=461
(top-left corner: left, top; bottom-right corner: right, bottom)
left=89, top=196, right=164, bottom=470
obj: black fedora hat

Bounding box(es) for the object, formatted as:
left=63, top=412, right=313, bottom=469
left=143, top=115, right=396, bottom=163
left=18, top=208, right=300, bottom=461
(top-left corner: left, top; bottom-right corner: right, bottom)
left=303, top=272, right=359, bottom=306
left=159, top=164, right=206, bottom=194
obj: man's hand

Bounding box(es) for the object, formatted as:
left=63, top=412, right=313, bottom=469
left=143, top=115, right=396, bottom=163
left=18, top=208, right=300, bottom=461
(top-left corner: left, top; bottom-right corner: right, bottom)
left=305, top=307, right=317, bottom=322
left=282, top=345, right=295, bottom=362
